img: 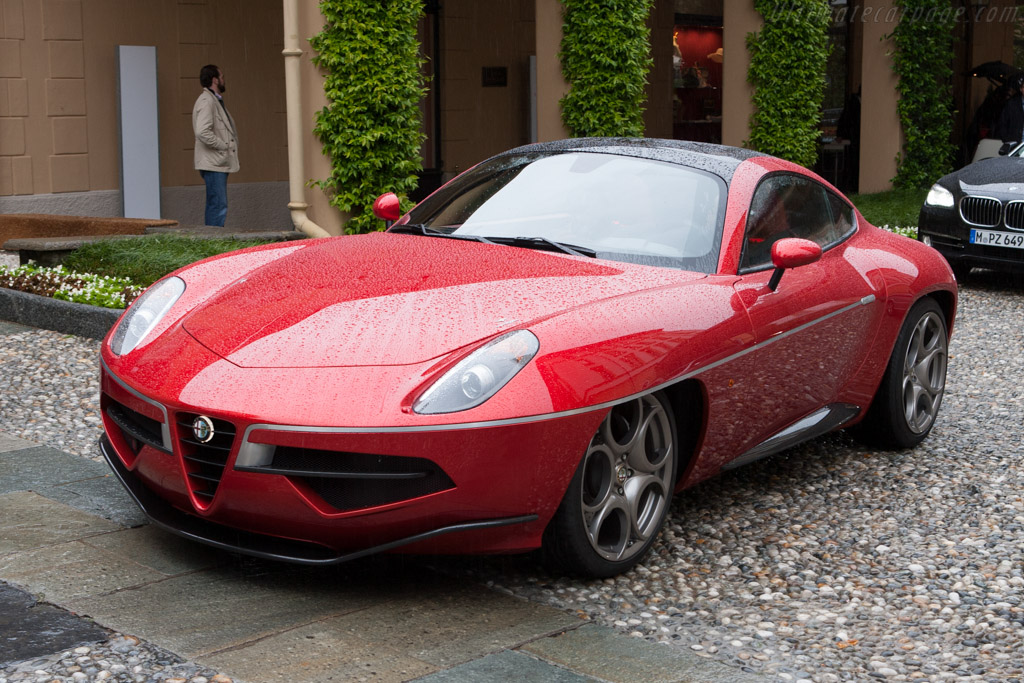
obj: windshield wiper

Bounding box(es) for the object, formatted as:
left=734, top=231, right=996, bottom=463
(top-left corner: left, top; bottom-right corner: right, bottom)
left=389, top=224, right=496, bottom=245
left=488, top=236, right=597, bottom=258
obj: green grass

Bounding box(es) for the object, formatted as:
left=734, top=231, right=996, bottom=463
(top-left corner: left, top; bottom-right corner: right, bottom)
left=62, top=234, right=273, bottom=287
left=848, top=187, right=928, bottom=235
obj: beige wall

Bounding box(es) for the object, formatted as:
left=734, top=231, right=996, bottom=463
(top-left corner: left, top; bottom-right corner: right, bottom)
left=721, top=2, right=758, bottom=148
left=295, top=0, right=342, bottom=234
left=857, top=8, right=901, bottom=193
left=439, top=0, right=536, bottom=175
left=1, top=0, right=286, bottom=202
left=535, top=0, right=568, bottom=142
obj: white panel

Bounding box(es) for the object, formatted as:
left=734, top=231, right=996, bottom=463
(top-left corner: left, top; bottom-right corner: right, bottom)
left=117, top=46, right=161, bottom=219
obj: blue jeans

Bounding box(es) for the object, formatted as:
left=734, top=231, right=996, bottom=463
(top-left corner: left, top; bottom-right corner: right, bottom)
left=200, top=170, right=228, bottom=227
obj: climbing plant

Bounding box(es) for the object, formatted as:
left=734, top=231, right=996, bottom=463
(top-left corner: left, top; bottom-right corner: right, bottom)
left=889, top=0, right=956, bottom=188
left=746, top=0, right=831, bottom=168
left=310, top=0, right=426, bottom=234
left=560, top=0, right=654, bottom=137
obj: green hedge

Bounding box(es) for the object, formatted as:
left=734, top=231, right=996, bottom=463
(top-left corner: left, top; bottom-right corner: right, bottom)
left=746, top=0, right=831, bottom=168
left=560, top=0, right=654, bottom=137
left=889, top=1, right=956, bottom=188
left=310, top=0, right=426, bottom=234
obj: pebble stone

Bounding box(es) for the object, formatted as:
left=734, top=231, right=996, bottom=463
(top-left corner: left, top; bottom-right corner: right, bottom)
left=0, top=639, right=229, bottom=683
left=1, top=271, right=1023, bottom=682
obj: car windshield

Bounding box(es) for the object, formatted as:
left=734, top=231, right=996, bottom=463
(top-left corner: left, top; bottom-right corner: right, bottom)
left=399, top=151, right=727, bottom=273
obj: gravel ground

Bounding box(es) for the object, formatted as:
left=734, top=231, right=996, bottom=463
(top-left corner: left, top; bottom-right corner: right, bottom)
left=1, top=272, right=1022, bottom=682
left=0, top=639, right=228, bottom=683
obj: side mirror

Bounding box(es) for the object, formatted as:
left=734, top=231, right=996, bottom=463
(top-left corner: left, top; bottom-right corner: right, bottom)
left=768, top=238, right=822, bottom=291
left=372, top=192, right=401, bottom=227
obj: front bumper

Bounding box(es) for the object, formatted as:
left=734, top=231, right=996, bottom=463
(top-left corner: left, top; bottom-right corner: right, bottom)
left=920, top=204, right=1024, bottom=273
left=100, top=435, right=537, bottom=565
left=99, top=364, right=603, bottom=563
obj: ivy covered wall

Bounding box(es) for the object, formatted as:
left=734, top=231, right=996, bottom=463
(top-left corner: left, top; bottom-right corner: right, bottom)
left=310, top=0, right=426, bottom=234
left=560, top=0, right=655, bottom=137
left=746, top=0, right=831, bottom=169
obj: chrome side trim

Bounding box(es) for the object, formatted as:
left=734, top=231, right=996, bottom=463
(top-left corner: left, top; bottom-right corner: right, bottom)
left=240, top=295, right=877, bottom=443
left=101, top=358, right=172, bottom=451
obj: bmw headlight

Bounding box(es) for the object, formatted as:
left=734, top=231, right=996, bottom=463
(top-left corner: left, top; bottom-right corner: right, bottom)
left=413, top=330, right=540, bottom=415
left=109, top=276, right=185, bottom=355
left=925, top=184, right=954, bottom=208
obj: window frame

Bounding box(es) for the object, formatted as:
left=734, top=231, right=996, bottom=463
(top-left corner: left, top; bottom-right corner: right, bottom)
left=738, top=171, right=858, bottom=275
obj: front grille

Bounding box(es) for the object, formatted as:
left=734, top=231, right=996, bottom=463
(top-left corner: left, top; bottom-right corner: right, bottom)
left=106, top=401, right=167, bottom=454
left=960, top=196, right=1001, bottom=227
left=176, top=412, right=237, bottom=505
left=1005, top=200, right=1024, bottom=231
left=238, top=447, right=455, bottom=512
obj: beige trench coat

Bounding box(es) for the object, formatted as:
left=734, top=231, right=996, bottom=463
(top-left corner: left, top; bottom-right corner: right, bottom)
left=192, top=89, right=239, bottom=173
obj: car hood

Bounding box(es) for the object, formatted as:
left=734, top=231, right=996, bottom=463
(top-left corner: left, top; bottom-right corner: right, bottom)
left=182, top=233, right=701, bottom=368
left=944, top=156, right=1024, bottom=194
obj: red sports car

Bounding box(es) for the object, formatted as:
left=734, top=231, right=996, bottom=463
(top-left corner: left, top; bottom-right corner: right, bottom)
left=99, top=139, right=956, bottom=577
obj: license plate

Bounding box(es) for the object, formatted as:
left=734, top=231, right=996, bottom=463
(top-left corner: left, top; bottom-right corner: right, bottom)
left=969, top=229, right=1024, bottom=249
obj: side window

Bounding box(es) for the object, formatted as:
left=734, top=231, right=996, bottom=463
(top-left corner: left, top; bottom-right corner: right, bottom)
left=826, top=190, right=857, bottom=241
left=740, top=175, right=854, bottom=272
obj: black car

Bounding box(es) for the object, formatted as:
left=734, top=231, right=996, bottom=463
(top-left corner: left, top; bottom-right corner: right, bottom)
left=919, top=142, right=1024, bottom=277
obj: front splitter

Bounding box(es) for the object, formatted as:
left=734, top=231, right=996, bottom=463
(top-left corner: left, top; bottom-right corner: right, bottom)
left=99, top=435, right=537, bottom=566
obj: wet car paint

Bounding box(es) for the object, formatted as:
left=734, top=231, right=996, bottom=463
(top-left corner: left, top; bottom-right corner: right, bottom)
left=99, top=140, right=958, bottom=565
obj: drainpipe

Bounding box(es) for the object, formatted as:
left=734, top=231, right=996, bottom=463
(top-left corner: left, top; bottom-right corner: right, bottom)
left=283, top=0, right=330, bottom=238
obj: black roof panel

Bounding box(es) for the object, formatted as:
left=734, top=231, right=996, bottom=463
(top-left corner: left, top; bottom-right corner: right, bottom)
left=502, top=137, right=765, bottom=182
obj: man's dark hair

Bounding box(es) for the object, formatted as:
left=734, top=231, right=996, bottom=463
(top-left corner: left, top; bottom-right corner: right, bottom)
left=199, top=64, right=220, bottom=88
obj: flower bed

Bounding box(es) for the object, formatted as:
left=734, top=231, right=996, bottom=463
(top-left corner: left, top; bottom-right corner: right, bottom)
left=0, top=263, right=141, bottom=309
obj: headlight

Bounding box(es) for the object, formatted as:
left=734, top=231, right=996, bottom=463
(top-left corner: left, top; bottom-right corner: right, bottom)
left=925, top=184, right=954, bottom=208
left=413, top=330, right=540, bottom=414
left=109, top=276, right=185, bottom=355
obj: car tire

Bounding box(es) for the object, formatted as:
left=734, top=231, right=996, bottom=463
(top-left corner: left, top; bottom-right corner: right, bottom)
left=851, top=298, right=948, bottom=449
left=543, top=391, right=677, bottom=578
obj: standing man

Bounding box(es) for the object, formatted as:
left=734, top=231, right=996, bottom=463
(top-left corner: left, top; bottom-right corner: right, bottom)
left=192, top=64, right=239, bottom=227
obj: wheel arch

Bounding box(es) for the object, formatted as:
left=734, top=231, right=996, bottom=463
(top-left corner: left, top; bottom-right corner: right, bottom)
left=924, top=289, right=957, bottom=339
left=662, top=379, right=706, bottom=488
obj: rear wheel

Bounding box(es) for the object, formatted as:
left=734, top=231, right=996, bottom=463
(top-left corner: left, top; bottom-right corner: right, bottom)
left=543, top=392, right=676, bottom=577
left=852, top=298, right=948, bottom=448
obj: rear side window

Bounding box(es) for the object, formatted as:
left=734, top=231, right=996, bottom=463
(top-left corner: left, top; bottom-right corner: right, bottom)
left=740, top=174, right=857, bottom=272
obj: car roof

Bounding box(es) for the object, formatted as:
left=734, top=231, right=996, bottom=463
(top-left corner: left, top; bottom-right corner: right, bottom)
left=503, top=137, right=766, bottom=182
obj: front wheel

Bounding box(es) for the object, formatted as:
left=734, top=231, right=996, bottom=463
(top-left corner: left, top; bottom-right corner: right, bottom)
left=852, top=298, right=948, bottom=449
left=543, top=392, right=677, bottom=578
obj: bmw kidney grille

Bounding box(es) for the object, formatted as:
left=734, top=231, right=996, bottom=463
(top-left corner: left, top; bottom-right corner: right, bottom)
left=959, top=196, right=1001, bottom=227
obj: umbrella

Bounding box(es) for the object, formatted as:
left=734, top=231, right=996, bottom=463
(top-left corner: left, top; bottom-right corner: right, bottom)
left=969, top=60, right=1021, bottom=84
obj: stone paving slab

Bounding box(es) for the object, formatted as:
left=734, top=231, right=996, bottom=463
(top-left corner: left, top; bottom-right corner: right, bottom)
left=0, top=491, right=121, bottom=554
left=198, top=618, right=441, bottom=683
left=0, top=582, right=107, bottom=667
left=413, top=649, right=598, bottom=682
left=0, top=539, right=168, bottom=603
left=195, top=580, right=582, bottom=682
left=83, top=524, right=223, bottom=576
left=522, top=623, right=764, bottom=683
left=0, top=445, right=147, bottom=526
left=0, top=431, right=35, bottom=453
